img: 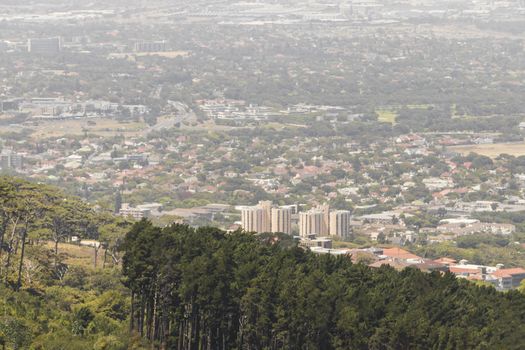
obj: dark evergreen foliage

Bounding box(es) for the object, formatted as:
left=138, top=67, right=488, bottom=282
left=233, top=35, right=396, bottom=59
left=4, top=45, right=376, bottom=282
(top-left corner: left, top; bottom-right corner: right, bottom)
left=122, top=221, right=525, bottom=350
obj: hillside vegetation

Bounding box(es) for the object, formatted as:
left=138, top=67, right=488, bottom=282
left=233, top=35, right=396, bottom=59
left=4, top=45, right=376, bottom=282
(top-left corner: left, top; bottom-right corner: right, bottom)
left=0, top=176, right=137, bottom=349
left=122, top=221, right=525, bottom=350
left=1, top=177, right=525, bottom=349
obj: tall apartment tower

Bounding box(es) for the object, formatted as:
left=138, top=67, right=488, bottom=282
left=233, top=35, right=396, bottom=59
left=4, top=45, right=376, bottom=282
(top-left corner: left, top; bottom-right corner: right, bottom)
left=329, top=210, right=351, bottom=238
left=271, top=207, right=292, bottom=234
left=299, top=210, right=324, bottom=237
left=241, top=207, right=264, bottom=233
left=317, top=204, right=330, bottom=235
left=259, top=200, right=273, bottom=232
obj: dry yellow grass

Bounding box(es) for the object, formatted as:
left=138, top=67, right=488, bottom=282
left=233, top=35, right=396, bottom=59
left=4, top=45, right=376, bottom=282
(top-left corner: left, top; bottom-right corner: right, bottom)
left=135, top=51, right=190, bottom=58
left=185, top=119, right=238, bottom=131
left=108, top=51, right=190, bottom=60
left=26, top=118, right=147, bottom=138
left=44, top=242, right=106, bottom=269
left=377, top=109, right=397, bottom=124
left=448, top=142, right=525, bottom=158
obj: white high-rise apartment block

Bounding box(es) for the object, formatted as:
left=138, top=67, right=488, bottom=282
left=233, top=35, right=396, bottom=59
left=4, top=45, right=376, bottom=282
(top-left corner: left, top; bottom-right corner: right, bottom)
left=241, top=207, right=265, bottom=233
left=299, top=210, right=324, bottom=237
left=317, top=204, right=330, bottom=236
left=271, top=207, right=292, bottom=234
left=329, top=210, right=351, bottom=238
left=241, top=201, right=292, bottom=234
left=259, top=200, right=273, bottom=233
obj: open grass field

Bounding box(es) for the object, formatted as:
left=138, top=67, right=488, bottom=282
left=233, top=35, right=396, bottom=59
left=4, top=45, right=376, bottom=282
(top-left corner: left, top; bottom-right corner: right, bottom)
left=135, top=51, right=190, bottom=58
left=449, top=142, right=525, bottom=158
left=406, top=104, right=433, bottom=109
left=376, top=109, right=397, bottom=124
left=185, top=119, right=239, bottom=131
left=108, top=51, right=190, bottom=60
left=23, top=118, right=148, bottom=138
left=44, top=242, right=100, bottom=269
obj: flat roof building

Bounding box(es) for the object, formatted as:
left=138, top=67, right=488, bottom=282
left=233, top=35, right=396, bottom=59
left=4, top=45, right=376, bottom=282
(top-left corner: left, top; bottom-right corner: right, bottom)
left=241, top=201, right=293, bottom=234
left=329, top=210, right=351, bottom=238
left=299, top=210, right=324, bottom=237
left=259, top=200, right=273, bottom=233
left=317, top=204, right=330, bottom=236
left=271, top=207, right=292, bottom=234
left=28, top=37, right=61, bottom=54
left=134, top=40, right=167, bottom=52
left=241, top=207, right=264, bottom=233
left=119, top=203, right=151, bottom=220
left=0, top=150, right=23, bottom=170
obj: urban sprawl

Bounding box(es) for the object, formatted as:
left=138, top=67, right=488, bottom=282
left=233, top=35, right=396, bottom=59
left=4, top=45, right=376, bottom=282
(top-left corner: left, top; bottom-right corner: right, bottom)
left=1, top=0, right=525, bottom=291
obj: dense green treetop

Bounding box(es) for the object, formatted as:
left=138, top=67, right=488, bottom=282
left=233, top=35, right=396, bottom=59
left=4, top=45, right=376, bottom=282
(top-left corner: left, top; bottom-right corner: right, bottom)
left=122, top=221, right=525, bottom=350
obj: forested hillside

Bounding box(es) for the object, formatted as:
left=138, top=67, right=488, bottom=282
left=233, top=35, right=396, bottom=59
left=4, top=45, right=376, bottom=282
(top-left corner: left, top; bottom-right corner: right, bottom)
left=1, top=177, right=525, bottom=349
left=0, top=177, right=130, bottom=289
left=0, top=177, right=137, bottom=349
left=123, top=221, right=525, bottom=350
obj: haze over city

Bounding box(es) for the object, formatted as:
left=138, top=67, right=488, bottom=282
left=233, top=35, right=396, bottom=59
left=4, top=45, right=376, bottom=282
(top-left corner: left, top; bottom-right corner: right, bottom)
left=1, top=0, right=525, bottom=349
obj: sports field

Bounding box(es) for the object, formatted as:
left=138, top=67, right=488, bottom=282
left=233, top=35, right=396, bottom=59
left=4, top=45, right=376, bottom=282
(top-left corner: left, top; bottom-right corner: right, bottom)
left=449, top=142, right=525, bottom=158
left=376, top=109, right=397, bottom=124
left=26, top=118, right=147, bottom=138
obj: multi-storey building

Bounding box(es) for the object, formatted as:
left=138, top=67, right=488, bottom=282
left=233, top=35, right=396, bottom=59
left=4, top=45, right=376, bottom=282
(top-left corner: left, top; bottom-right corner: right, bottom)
left=0, top=150, right=23, bottom=170
left=241, top=202, right=293, bottom=234
left=241, top=206, right=265, bottom=233
left=329, top=210, right=351, bottom=238
left=271, top=207, right=292, bottom=234
left=119, top=204, right=151, bottom=220
left=134, top=41, right=168, bottom=52
left=259, top=200, right=273, bottom=232
left=28, top=37, right=61, bottom=54
left=299, top=210, right=324, bottom=237
left=317, top=204, right=330, bottom=235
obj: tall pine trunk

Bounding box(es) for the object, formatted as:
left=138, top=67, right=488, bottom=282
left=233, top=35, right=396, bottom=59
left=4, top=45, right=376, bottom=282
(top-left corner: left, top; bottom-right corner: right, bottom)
left=0, top=217, right=7, bottom=262
left=3, top=217, right=20, bottom=281
left=130, top=291, right=135, bottom=332
left=178, top=321, right=184, bottom=350
left=93, top=245, right=98, bottom=268
left=15, top=221, right=29, bottom=291
left=54, top=237, right=59, bottom=267
left=102, top=248, right=108, bottom=269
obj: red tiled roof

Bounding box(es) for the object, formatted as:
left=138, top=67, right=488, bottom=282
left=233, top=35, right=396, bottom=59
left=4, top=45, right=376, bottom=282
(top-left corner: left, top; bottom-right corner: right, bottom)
left=382, top=248, right=421, bottom=260
left=434, top=257, right=457, bottom=265
left=467, top=275, right=484, bottom=281
left=449, top=266, right=480, bottom=275
left=492, top=268, right=525, bottom=278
